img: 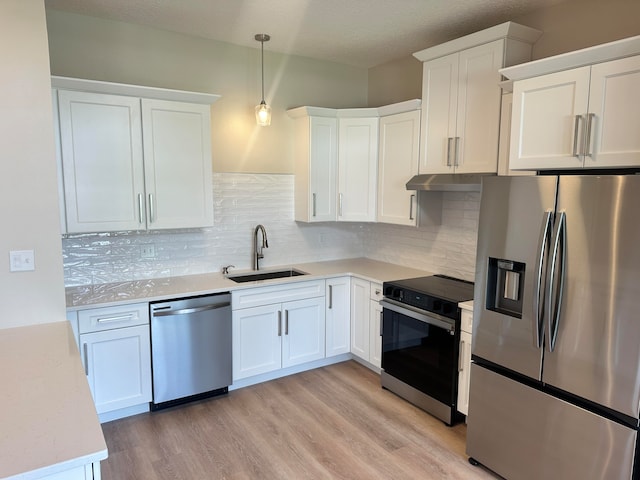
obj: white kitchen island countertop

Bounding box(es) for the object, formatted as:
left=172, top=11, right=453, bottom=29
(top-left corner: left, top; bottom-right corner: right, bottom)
left=66, top=258, right=433, bottom=309
left=0, top=321, right=107, bottom=479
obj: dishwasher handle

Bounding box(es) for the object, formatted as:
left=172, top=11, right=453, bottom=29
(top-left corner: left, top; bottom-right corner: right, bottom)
left=152, top=302, right=231, bottom=317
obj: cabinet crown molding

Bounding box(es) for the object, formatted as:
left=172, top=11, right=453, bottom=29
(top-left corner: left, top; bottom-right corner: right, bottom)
left=500, top=34, right=640, bottom=81
left=51, top=76, right=221, bottom=105
left=413, top=21, right=542, bottom=63
left=287, top=99, right=421, bottom=119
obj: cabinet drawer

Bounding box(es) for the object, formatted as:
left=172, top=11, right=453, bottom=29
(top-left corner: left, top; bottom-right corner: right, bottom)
left=78, top=303, right=149, bottom=333
left=370, top=282, right=383, bottom=301
left=461, top=309, right=473, bottom=334
left=232, top=280, right=325, bottom=310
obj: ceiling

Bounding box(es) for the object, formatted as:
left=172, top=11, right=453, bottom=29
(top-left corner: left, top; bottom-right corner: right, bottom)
left=45, top=0, right=572, bottom=68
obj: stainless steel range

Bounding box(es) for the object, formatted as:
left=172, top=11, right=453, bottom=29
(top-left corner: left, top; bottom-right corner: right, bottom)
left=380, top=274, right=474, bottom=425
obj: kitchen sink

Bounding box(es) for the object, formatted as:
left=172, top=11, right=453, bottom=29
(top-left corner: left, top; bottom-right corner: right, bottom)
left=226, top=268, right=307, bottom=283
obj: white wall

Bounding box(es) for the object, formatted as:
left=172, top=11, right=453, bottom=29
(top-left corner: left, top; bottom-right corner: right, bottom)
left=45, top=10, right=369, bottom=175
left=0, top=0, right=66, bottom=329
left=368, top=0, right=640, bottom=105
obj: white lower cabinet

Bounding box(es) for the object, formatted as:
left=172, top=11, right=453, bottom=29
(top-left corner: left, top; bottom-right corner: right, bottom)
left=457, top=307, right=473, bottom=416
left=350, top=278, right=370, bottom=360
left=325, top=277, right=351, bottom=357
left=369, top=283, right=383, bottom=368
left=232, top=280, right=326, bottom=381
left=41, top=463, right=100, bottom=480
left=78, top=303, right=152, bottom=417
left=351, top=278, right=383, bottom=369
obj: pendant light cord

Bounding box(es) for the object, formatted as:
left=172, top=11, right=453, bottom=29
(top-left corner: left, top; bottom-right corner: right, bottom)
left=261, top=38, right=265, bottom=102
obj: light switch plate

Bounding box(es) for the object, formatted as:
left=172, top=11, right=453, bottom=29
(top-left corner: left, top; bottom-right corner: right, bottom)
left=10, top=250, right=35, bottom=272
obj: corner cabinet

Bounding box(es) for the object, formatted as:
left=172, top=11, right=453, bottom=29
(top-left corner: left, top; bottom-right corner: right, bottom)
left=377, top=101, right=421, bottom=226
left=413, top=22, right=541, bottom=174
left=337, top=112, right=379, bottom=222
left=288, top=106, right=378, bottom=223
left=507, top=54, right=640, bottom=170
left=53, top=77, right=219, bottom=234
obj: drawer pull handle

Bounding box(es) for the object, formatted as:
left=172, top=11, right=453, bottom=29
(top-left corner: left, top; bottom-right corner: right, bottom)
left=97, top=314, right=135, bottom=324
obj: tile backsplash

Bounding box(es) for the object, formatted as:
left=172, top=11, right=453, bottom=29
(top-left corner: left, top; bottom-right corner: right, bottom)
left=62, top=173, right=479, bottom=287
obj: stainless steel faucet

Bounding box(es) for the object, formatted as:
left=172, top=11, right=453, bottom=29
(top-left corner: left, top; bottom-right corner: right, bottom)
left=253, top=224, right=269, bottom=270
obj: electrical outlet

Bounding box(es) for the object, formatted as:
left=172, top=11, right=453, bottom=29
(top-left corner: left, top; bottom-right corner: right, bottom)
left=141, top=244, right=156, bottom=258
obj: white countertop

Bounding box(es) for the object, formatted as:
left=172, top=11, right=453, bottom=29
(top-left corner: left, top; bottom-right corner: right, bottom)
left=459, top=300, right=474, bottom=311
left=66, top=258, right=433, bottom=309
left=0, top=321, right=107, bottom=479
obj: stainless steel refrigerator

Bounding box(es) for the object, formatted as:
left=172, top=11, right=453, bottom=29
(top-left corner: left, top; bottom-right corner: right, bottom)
left=467, top=175, right=640, bottom=480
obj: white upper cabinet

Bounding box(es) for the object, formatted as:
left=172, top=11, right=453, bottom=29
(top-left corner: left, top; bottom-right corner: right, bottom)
left=141, top=99, right=213, bottom=230
left=414, top=22, right=542, bottom=175
left=587, top=56, right=640, bottom=168
left=337, top=114, right=379, bottom=222
left=58, top=90, right=146, bottom=233
left=288, top=108, right=338, bottom=223
left=509, top=67, right=591, bottom=170
left=54, top=77, right=219, bottom=234
left=288, top=107, right=378, bottom=223
left=419, top=40, right=510, bottom=174
left=503, top=36, right=640, bottom=170
left=377, top=102, right=421, bottom=226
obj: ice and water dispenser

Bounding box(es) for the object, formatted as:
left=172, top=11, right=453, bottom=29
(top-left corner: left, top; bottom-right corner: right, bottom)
left=486, top=258, right=525, bottom=318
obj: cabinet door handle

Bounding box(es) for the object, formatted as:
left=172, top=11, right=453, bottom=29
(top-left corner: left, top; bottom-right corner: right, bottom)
left=312, top=193, right=317, bottom=217
left=277, top=310, right=282, bottom=337
left=137, top=193, right=145, bottom=224
left=148, top=193, right=155, bottom=223
left=285, top=310, right=289, bottom=335
left=458, top=339, right=465, bottom=372
left=83, top=343, right=89, bottom=376
left=585, top=113, right=596, bottom=158
left=454, top=137, right=460, bottom=166
left=409, top=194, right=415, bottom=220
left=572, top=115, right=582, bottom=158
left=446, top=137, right=453, bottom=166
left=328, top=285, right=333, bottom=309
left=339, top=193, right=343, bottom=217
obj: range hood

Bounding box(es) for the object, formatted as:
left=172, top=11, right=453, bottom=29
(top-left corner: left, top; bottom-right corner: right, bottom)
left=406, top=173, right=493, bottom=192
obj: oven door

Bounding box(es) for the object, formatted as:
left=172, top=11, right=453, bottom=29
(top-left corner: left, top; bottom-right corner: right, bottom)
left=380, top=299, right=458, bottom=406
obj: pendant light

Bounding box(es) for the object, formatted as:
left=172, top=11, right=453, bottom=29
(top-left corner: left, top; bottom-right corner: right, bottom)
left=255, top=33, right=271, bottom=126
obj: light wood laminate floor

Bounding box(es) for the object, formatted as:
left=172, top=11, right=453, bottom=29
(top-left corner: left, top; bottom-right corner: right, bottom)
left=101, top=361, right=498, bottom=479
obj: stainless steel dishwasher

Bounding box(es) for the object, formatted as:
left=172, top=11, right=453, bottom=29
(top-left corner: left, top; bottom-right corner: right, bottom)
left=150, top=292, right=231, bottom=410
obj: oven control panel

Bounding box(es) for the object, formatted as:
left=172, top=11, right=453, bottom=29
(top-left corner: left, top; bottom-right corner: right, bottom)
left=383, top=285, right=458, bottom=321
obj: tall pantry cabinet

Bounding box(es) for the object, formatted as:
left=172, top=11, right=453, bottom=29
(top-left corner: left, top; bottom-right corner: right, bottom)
left=413, top=22, right=541, bottom=175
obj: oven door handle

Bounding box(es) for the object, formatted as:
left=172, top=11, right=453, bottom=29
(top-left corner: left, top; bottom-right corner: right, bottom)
left=379, top=299, right=456, bottom=333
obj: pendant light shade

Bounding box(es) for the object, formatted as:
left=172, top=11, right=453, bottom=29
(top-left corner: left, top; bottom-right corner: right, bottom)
left=255, top=33, right=271, bottom=126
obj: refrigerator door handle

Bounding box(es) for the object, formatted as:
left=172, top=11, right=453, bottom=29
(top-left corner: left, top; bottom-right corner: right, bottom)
left=546, top=211, right=567, bottom=352
left=533, top=209, right=553, bottom=348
